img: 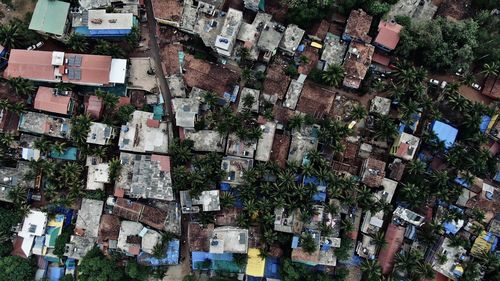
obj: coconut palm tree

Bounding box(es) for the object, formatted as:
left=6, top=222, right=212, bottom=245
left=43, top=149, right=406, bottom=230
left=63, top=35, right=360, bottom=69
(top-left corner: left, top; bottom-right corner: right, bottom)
left=322, top=64, right=345, bottom=87
left=415, top=261, right=434, bottom=280
left=0, top=99, right=9, bottom=111
left=446, top=92, right=470, bottom=112
left=288, top=115, right=304, bottom=131
left=300, top=232, right=317, bottom=254
left=92, top=40, right=125, bottom=58
left=95, top=89, right=119, bottom=112
left=203, top=91, right=218, bottom=108
left=361, top=259, right=382, bottom=281
left=406, top=159, right=426, bottom=175
left=33, top=137, right=51, bottom=153
left=399, top=99, right=420, bottom=123
left=70, top=114, right=92, bottom=145
left=481, top=62, right=499, bottom=89
left=374, top=115, right=397, bottom=142
left=0, top=21, right=24, bottom=49
left=388, top=83, right=405, bottom=103
left=0, top=133, right=14, bottom=148
left=65, top=33, right=89, bottom=53
left=7, top=102, right=26, bottom=115
left=51, top=141, right=66, bottom=155
left=393, top=62, right=417, bottom=86
left=371, top=231, right=386, bottom=252
left=6, top=77, right=36, bottom=98
left=350, top=104, right=367, bottom=121
left=8, top=185, right=27, bottom=205
left=429, top=170, right=449, bottom=189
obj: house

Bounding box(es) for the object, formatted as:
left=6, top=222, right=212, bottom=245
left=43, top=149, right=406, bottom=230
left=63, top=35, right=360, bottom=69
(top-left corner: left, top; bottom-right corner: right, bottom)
left=377, top=223, right=405, bottom=274
left=431, top=121, right=458, bottom=149
left=373, top=20, right=403, bottom=52
left=291, top=230, right=321, bottom=266
left=215, top=8, right=243, bottom=57
left=117, top=220, right=161, bottom=256
left=86, top=122, right=117, bottom=145
left=180, top=190, right=221, bottom=213
left=342, top=41, right=375, bottom=89
left=237, top=88, right=260, bottom=113
left=393, top=206, right=425, bottom=226
left=15, top=210, right=48, bottom=257
left=278, top=24, right=305, bottom=55
left=86, top=163, right=110, bottom=190
left=115, top=152, right=173, bottom=201
left=138, top=239, right=180, bottom=266
left=360, top=158, right=386, bottom=187
left=284, top=79, right=304, bottom=110
left=269, top=133, right=290, bottom=168
left=320, top=33, right=348, bottom=70
left=274, top=208, right=303, bottom=234
left=387, top=0, right=438, bottom=21
left=243, top=0, right=263, bottom=11
left=255, top=120, right=276, bottom=162
left=209, top=226, right=249, bottom=254
left=118, top=111, right=169, bottom=153
left=361, top=178, right=397, bottom=234
left=64, top=235, right=96, bottom=260
left=98, top=214, right=120, bottom=248
left=73, top=10, right=134, bottom=37
left=78, top=0, right=140, bottom=13
left=221, top=156, right=253, bottom=185
left=342, top=9, right=372, bottom=43
left=236, top=13, right=273, bottom=60
left=263, top=62, right=290, bottom=99
left=288, top=124, right=320, bottom=164
left=127, top=57, right=159, bottom=93
left=432, top=238, right=467, bottom=281
left=482, top=75, right=499, bottom=100
left=75, top=199, right=103, bottom=238
left=370, top=96, right=391, bottom=115
left=246, top=248, right=266, bottom=278
left=19, top=134, right=42, bottom=161
left=151, top=0, right=183, bottom=27
left=188, top=222, right=214, bottom=252
left=257, top=21, right=285, bottom=60
left=18, top=111, right=71, bottom=139
left=34, top=87, right=74, bottom=115
left=390, top=132, right=420, bottom=160
left=226, top=133, right=257, bottom=158
left=0, top=109, right=20, bottom=136
left=172, top=98, right=199, bottom=128
left=296, top=81, right=336, bottom=118
left=29, top=0, right=70, bottom=37
left=39, top=214, right=65, bottom=257
left=183, top=129, right=227, bottom=152
left=0, top=161, right=32, bottom=202
left=4, top=50, right=127, bottom=86
left=84, top=95, right=104, bottom=120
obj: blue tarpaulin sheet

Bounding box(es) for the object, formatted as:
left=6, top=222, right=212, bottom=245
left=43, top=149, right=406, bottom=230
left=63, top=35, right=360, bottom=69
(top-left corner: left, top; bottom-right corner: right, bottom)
left=264, top=257, right=280, bottom=279
left=138, top=240, right=180, bottom=266
left=480, top=116, right=491, bottom=133
left=431, top=121, right=458, bottom=149
left=49, top=267, right=64, bottom=281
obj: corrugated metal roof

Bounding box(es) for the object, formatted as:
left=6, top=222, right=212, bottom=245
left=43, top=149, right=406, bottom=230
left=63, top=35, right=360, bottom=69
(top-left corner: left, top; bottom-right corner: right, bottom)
left=29, top=0, right=69, bottom=36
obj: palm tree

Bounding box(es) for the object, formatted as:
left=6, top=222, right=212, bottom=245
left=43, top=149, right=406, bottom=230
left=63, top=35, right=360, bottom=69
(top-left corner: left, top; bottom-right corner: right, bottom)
left=203, top=91, right=218, bottom=108
left=6, top=77, right=36, bottom=98
left=481, top=62, right=499, bottom=90
left=65, top=33, right=89, bottom=53
left=288, top=115, right=304, bottom=131
left=34, top=137, right=51, bottom=153
left=406, top=159, right=426, bottom=175
left=0, top=99, right=9, bottom=111
left=95, top=89, right=119, bottom=112
left=350, top=104, right=367, bottom=121
left=51, top=141, right=66, bottom=155
left=446, top=92, right=470, bottom=112
left=371, top=231, right=386, bottom=252
left=8, top=185, right=27, bottom=204
left=429, top=170, right=449, bottom=188
left=300, top=232, right=317, bottom=254
left=393, top=62, right=417, bottom=86
left=415, top=261, right=434, bottom=280
left=0, top=21, right=23, bottom=49
left=92, top=40, right=125, bottom=58
left=0, top=133, right=14, bottom=147
left=322, top=64, right=345, bottom=87
left=360, top=259, right=382, bottom=281
left=70, top=114, right=92, bottom=146
left=374, top=115, right=397, bottom=142
left=219, top=191, right=235, bottom=208
left=388, top=83, right=405, bottom=102
left=399, top=99, right=420, bottom=123
left=7, top=102, right=26, bottom=114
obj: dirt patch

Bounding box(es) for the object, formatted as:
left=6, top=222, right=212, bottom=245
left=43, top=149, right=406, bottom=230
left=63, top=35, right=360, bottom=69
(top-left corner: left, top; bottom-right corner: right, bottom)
left=0, top=0, right=36, bottom=24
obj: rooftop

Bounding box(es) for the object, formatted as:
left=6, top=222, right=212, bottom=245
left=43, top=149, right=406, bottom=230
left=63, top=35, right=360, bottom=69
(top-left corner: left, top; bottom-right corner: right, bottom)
left=152, top=0, right=182, bottom=24
left=246, top=248, right=265, bottom=277
left=183, top=54, right=239, bottom=95
left=377, top=223, right=405, bottom=275
left=180, top=190, right=221, bottom=213
left=274, top=208, right=303, bottom=234
left=226, top=133, right=257, bottom=158
left=86, top=163, right=110, bottom=191
left=214, top=8, right=243, bottom=55
left=172, top=97, right=199, bottom=128
left=64, top=235, right=96, bottom=260
left=262, top=63, right=290, bottom=99
left=34, top=87, right=72, bottom=115
left=431, top=121, right=458, bottom=149
left=344, top=9, right=372, bottom=42
left=320, top=33, right=348, bottom=69
left=360, top=158, right=386, bottom=188
left=288, top=124, right=320, bottom=164
left=188, top=222, right=214, bottom=252
left=390, top=132, right=420, bottom=160
left=374, top=20, right=403, bottom=50
left=221, top=156, right=253, bottom=185
left=87, top=9, right=133, bottom=32
left=18, top=111, right=71, bottom=139
left=79, top=0, right=139, bottom=11
left=236, top=13, right=273, bottom=59
left=269, top=133, right=290, bottom=168
left=283, top=79, right=304, bottom=109
left=84, top=95, right=104, bottom=119
left=86, top=122, right=117, bottom=145
left=167, top=74, right=186, bottom=98
left=98, top=214, right=120, bottom=243
left=296, top=81, right=336, bottom=118
left=387, top=0, right=438, bottom=21
left=342, top=41, right=375, bottom=89
left=29, top=0, right=70, bottom=36
left=183, top=129, right=227, bottom=152
left=116, top=152, right=173, bottom=200
left=0, top=161, right=33, bottom=202
left=116, top=220, right=144, bottom=256
left=128, top=57, right=159, bottom=93
left=210, top=226, right=249, bottom=254
left=278, top=24, right=305, bottom=54
left=118, top=111, right=169, bottom=153
left=370, top=96, right=391, bottom=115
left=255, top=121, right=276, bottom=162
left=75, top=199, right=103, bottom=238
left=257, top=22, right=284, bottom=52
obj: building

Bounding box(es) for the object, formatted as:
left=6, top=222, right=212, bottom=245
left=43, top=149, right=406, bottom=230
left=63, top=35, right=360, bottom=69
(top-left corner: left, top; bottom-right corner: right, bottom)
left=237, top=88, right=260, bottom=113
left=98, top=214, right=120, bottom=247
left=243, top=0, right=263, bottom=12
left=221, top=156, right=253, bottom=185
left=274, top=208, right=303, bottom=234
left=209, top=226, right=249, bottom=254
left=75, top=199, right=103, bottom=238
left=255, top=121, right=276, bottom=162
left=86, top=122, right=117, bottom=145
left=432, top=238, right=467, bottom=281
left=64, top=235, right=96, bottom=260
left=482, top=75, right=499, bottom=100
left=215, top=8, right=243, bottom=57
left=128, top=57, right=159, bottom=93
left=4, top=50, right=126, bottom=86
left=180, top=190, right=221, bottom=213
left=246, top=248, right=265, bottom=278
left=78, top=0, right=140, bottom=14
left=84, top=95, right=104, bottom=120
left=236, top=13, right=273, bottom=60
left=151, top=0, right=183, bottom=27
left=291, top=230, right=321, bottom=265
left=183, top=129, right=227, bottom=152
left=172, top=98, right=199, bottom=128
left=73, top=9, right=134, bottom=37
left=263, top=62, right=290, bottom=99
left=296, top=81, right=336, bottom=118
left=16, top=210, right=48, bottom=257
left=226, top=133, right=257, bottom=158
left=393, top=206, right=425, bottom=226
left=377, top=223, right=405, bottom=274
left=387, top=0, right=438, bottom=21
left=342, top=41, right=375, bottom=89
left=390, top=132, right=420, bottom=160
left=34, top=87, right=74, bottom=115
left=115, top=152, right=173, bottom=201
left=29, top=0, right=70, bottom=37
left=278, top=24, right=305, bottom=55
left=18, top=111, right=71, bottom=139
left=116, top=220, right=161, bottom=256
left=360, top=158, right=386, bottom=188
left=118, top=111, right=169, bottom=153
left=370, top=96, right=391, bottom=115
left=86, top=163, right=110, bottom=190
left=373, top=20, right=403, bottom=52
left=257, top=21, right=285, bottom=60
left=284, top=79, right=304, bottom=110
left=0, top=161, right=32, bottom=202
left=342, top=9, right=372, bottom=43
left=288, top=124, right=320, bottom=164
left=431, top=121, right=458, bottom=149
left=320, top=33, right=348, bottom=70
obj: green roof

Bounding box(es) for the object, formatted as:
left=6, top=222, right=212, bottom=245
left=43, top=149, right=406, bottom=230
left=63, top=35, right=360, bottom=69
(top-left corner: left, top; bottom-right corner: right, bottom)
left=29, top=0, right=70, bottom=36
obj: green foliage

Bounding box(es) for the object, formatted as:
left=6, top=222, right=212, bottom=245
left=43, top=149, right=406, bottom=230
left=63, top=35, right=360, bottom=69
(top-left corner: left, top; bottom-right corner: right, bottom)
left=70, top=114, right=92, bottom=147
left=92, top=40, right=125, bottom=58
left=116, top=104, right=136, bottom=125
left=322, top=64, right=345, bottom=87
left=108, top=158, right=122, bottom=182
left=54, top=225, right=74, bottom=258
left=287, top=1, right=331, bottom=29
left=126, top=26, right=140, bottom=50
left=169, top=138, right=194, bottom=166
left=65, top=33, right=89, bottom=53
left=78, top=247, right=124, bottom=281
left=0, top=256, right=36, bottom=281
left=284, top=64, right=299, bottom=77
left=0, top=206, right=22, bottom=235
left=84, top=189, right=106, bottom=201
left=365, top=0, right=391, bottom=16
left=0, top=242, right=12, bottom=257
left=0, top=20, right=39, bottom=49
left=395, top=15, right=411, bottom=27
left=125, top=261, right=149, bottom=281
left=300, top=232, right=317, bottom=254
left=6, top=77, right=36, bottom=98
left=281, top=258, right=343, bottom=281
left=59, top=275, right=74, bottom=281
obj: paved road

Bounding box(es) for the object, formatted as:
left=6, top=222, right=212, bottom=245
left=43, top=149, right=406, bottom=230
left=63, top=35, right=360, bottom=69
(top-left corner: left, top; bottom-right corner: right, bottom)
left=144, top=0, right=175, bottom=126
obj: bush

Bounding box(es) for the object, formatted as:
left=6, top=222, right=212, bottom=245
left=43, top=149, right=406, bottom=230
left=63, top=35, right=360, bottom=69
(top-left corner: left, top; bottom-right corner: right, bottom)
left=53, top=226, right=74, bottom=258
left=284, top=65, right=298, bottom=77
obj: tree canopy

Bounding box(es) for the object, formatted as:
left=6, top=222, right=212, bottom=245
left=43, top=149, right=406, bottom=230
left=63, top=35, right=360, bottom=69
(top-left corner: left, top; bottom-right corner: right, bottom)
left=78, top=247, right=124, bottom=281
left=0, top=256, right=36, bottom=281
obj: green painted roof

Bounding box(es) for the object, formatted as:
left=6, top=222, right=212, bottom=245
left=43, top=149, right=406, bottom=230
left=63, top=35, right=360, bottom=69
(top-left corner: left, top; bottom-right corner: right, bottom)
left=29, top=0, right=70, bottom=36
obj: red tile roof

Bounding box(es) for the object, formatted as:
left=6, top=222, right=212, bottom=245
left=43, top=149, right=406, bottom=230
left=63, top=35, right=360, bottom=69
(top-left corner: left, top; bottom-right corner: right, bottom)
left=98, top=214, right=121, bottom=242
left=344, top=9, right=372, bottom=42
left=151, top=154, right=171, bottom=172
left=114, top=187, right=125, bottom=197
left=372, top=52, right=391, bottom=66
left=483, top=75, right=499, bottom=100
left=374, top=21, right=402, bottom=50
left=296, top=81, right=336, bottom=117
left=270, top=133, right=291, bottom=168
left=34, top=87, right=71, bottom=115
left=85, top=95, right=104, bottom=119
left=128, top=245, right=141, bottom=255
left=343, top=42, right=375, bottom=89
left=146, top=119, right=160, bottom=128
left=378, top=224, right=405, bottom=275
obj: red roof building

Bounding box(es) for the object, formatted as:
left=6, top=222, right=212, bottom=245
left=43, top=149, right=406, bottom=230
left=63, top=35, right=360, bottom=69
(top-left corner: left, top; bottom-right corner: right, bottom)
left=84, top=95, right=104, bottom=120
left=378, top=224, right=405, bottom=275
left=343, top=9, right=373, bottom=43
left=482, top=75, right=499, bottom=100
left=374, top=21, right=403, bottom=51
left=34, top=86, right=73, bottom=115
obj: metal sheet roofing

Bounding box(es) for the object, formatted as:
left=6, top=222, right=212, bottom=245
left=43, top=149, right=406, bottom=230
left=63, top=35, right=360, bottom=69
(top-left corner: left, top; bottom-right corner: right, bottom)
left=431, top=121, right=458, bottom=149
left=29, top=0, right=70, bottom=36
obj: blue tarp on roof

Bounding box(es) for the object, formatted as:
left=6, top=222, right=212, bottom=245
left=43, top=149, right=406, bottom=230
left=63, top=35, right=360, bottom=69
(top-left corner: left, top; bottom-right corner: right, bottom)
left=219, top=183, right=242, bottom=208
left=220, top=183, right=231, bottom=191
left=153, top=104, right=164, bottom=120
left=48, top=267, right=64, bottom=281
left=138, top=240, right=180, bottom=266
left=443, top=222, right=461, bottom=235
left=65, top=258, right=76, bottom=270
left=247, top=276, right=262, bottom=281
left=480, top=115, right=491, bottom=133
left=454, top=177, right=470, bottom=188
left=291, top=236, right=299, bottom=248
left=264, top=257, right=280, bottom=279
left=431, top=121, right=458, bottom=148
left=50, top=147, right=78, bottom=161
